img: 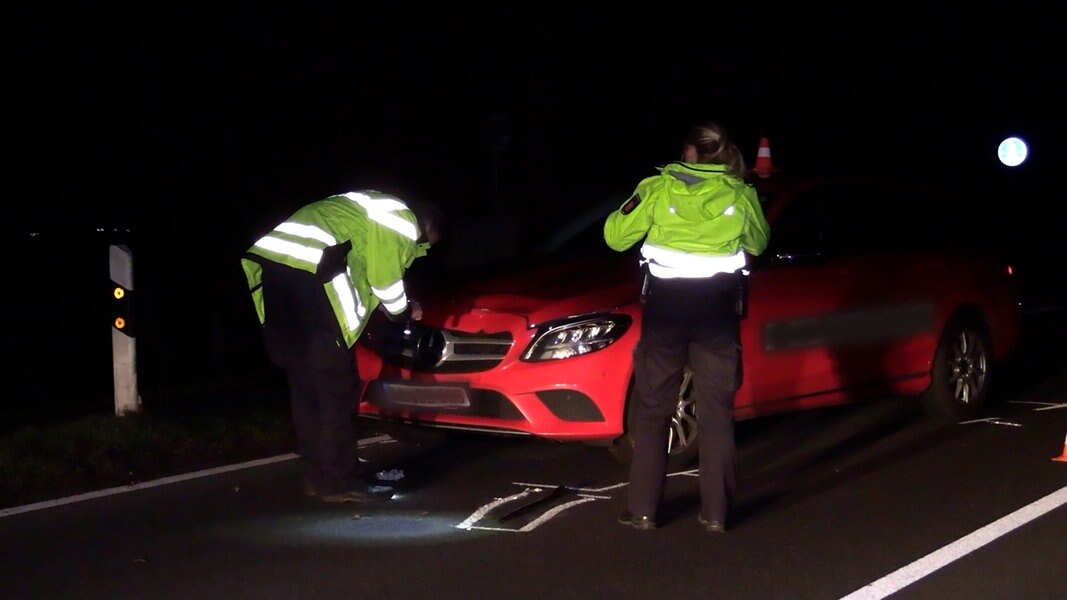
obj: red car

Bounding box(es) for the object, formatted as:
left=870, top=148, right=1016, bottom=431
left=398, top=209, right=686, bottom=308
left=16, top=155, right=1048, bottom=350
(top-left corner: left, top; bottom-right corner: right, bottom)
left=354, top=168, right=1023, bottom=468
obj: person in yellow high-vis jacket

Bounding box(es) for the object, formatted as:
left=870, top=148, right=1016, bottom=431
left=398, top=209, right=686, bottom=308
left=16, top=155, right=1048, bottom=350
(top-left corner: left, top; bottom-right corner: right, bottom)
left=241, top=189, right=445, bottom=503
left=605, top=121, right=770, bottom=532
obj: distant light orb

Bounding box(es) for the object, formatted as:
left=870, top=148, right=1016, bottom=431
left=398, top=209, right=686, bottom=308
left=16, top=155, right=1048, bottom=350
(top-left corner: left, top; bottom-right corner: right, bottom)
left=997, top=137, right=1028, bottom=167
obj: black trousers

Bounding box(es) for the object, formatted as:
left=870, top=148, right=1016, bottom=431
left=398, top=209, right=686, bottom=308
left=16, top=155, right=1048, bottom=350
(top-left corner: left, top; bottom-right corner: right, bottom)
left=259, top=262, right=361, bottom=495
left=627, top=273, right=742, bottom=523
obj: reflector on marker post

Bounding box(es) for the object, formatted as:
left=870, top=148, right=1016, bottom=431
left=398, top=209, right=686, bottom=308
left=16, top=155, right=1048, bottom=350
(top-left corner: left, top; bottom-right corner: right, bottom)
left=109, top=244, right=141, bottom=415
left=111, top=280, right=134, bottom=335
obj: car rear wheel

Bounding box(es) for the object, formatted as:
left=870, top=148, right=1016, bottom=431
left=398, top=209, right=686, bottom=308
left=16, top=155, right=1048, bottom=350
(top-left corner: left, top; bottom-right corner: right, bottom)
left=609, top=370, right=700, bottom=470
left=921, top=317, right=992, bottom=422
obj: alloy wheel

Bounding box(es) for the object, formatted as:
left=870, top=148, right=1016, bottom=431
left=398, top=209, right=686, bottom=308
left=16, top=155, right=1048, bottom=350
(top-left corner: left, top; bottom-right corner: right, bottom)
left=668, top=370, right=698, bottom=456
left=947, top=329, right=988, bottom=406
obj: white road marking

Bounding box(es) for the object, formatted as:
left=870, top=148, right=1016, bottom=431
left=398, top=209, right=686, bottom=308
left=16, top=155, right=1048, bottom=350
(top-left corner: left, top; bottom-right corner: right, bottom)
left=0, top=434, right=394, bottom=519
left=1009, top=400, right=1067, bottom=411
left=510, top=469, right=699, bottom=494
left=959, top=417, right=1022, bottom=427
left=839, top=485, right=1067, bottom=600
left=459, top=472, right=703, bottom=532
left=511, top=481, right=626, bottom=493
left=515, top=496, right=601, bottom=532
left=455, top=488, right=537, bottom=530
left=459, top=494, right=603, bottom=532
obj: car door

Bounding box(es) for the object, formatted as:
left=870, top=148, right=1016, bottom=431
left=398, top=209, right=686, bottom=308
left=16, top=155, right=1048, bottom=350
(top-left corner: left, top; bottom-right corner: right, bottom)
left=737, top=179, right=933, bottom=414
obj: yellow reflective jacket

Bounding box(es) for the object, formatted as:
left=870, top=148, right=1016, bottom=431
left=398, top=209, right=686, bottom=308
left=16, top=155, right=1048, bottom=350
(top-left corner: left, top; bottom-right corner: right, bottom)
left=240, top=191, right=428, bottom=348
left=604, top=162, right=770, bottom=260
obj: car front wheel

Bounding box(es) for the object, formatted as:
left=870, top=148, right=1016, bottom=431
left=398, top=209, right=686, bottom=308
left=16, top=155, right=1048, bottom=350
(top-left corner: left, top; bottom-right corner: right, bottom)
left=609, top=370, right=700, bottom=470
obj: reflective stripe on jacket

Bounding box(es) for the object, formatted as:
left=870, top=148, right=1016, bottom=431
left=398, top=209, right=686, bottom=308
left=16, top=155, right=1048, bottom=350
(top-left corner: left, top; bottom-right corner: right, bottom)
left=603, top=162, right=770, bottom=278
left=240, top=191, right=427, bottom=348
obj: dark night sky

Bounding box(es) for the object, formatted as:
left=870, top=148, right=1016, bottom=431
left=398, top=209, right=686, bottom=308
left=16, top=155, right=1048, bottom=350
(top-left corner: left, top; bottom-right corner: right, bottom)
left=8, top=2, right=1065, bottom=407
left=13, top=3, right=1066, bottom=241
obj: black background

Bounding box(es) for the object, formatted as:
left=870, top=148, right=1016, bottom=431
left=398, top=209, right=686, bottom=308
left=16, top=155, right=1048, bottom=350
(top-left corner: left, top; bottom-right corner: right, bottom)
left=15, top=4, right=1066, bottom=225
left=9, top=3, right=1065, bottom=422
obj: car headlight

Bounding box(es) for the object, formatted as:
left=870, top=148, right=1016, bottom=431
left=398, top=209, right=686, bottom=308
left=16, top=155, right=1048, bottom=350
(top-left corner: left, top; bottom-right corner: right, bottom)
left=521, top=314, right=632, bottom=362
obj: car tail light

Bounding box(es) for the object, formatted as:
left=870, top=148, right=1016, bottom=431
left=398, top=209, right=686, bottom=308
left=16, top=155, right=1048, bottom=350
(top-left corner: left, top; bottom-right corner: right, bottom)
left=521, top=314, right=632, bottom=362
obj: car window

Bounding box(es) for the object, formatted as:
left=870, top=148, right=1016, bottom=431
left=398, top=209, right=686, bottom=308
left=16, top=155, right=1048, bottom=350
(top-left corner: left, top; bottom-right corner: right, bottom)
left=824, top=181, right=959, bottom=254
left=818, top=182, right=885, bottom=254
left=760, top=188, right=826, bottom=261
left=528, top=197, right=622, bottom=258
left=761, top=178, right=959, bottom=264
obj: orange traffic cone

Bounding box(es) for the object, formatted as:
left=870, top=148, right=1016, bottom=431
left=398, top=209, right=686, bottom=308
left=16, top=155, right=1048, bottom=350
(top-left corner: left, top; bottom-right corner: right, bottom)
left=1053, top=433, right=1067, bottom=462
left=753, top=137, right=773, bottom=179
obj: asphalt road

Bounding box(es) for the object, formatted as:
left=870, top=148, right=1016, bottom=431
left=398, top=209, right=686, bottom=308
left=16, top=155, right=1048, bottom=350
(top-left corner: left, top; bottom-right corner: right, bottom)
left=2, top=315, right=1065, bottom=600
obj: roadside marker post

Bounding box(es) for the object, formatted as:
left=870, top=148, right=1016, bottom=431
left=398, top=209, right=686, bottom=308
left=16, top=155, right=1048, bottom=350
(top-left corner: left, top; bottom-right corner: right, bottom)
left=110, top=244, right=141, bottom=415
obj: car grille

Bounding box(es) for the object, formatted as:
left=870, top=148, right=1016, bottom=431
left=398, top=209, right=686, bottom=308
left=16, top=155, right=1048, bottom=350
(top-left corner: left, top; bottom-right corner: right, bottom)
left=366, top=322, right=514, bottom=373
left=364, top=381, right=524, bottom=419
left=431, top=329, right=514, bottom=373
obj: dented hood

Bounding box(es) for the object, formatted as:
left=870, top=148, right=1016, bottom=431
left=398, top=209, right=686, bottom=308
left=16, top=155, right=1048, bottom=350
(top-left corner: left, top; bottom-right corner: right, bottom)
left=417, top=251, right=641, bottom=327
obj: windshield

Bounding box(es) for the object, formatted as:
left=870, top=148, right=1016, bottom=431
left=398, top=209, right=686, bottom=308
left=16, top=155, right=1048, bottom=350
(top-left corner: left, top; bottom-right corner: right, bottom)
left=526, top=196, right=624, bottom=258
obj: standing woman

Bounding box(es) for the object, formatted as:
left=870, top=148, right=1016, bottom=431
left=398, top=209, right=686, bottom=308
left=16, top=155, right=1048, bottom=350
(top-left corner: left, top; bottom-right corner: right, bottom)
left=604, top=121, right=770, bottom=532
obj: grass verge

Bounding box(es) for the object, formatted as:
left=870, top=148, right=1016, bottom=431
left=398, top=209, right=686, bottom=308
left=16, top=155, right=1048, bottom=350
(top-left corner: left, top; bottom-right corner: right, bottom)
left=0, top=408, right=296, bottom=509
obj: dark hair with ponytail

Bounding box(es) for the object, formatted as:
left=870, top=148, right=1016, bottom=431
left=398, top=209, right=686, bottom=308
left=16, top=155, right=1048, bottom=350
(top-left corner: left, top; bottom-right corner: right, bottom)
left=682, top=121, right=746, bottom=178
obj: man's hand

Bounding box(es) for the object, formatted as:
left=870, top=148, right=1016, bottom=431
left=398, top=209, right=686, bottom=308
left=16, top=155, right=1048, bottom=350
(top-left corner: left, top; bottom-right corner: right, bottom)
left=410, top=299, right=423, bottom=321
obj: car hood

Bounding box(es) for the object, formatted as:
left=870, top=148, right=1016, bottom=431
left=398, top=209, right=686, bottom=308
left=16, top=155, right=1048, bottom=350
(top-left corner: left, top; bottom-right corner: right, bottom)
left=417, top=252, right=641, bottom=328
